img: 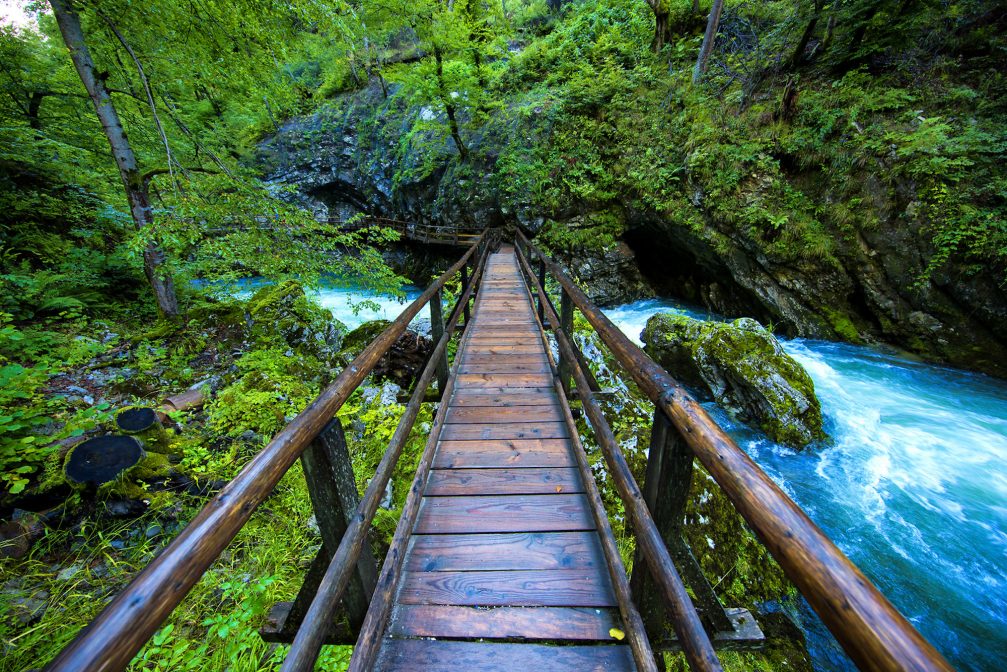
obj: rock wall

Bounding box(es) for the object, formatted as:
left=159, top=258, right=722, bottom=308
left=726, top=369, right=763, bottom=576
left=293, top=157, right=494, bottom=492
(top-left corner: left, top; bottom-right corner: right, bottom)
left=256, top=83, right=1007, bottom=376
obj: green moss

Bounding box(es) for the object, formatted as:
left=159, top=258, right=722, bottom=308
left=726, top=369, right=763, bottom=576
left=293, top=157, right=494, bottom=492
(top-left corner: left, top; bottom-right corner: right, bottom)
left=644, top=314, right=826, bottom=448
left=246, top=280, right=346, bottom=362
left=340, top=320, right=392, bottom=358
left=821, top=307, right=862, bottom=343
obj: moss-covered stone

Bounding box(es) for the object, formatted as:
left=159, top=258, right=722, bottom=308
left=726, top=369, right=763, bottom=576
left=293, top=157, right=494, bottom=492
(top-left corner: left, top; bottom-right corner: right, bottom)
left=340, top=320, right=392, bottom=359
left=247, top=280, right=346, bottom=363
left=643, top=313, right=826, bottom=448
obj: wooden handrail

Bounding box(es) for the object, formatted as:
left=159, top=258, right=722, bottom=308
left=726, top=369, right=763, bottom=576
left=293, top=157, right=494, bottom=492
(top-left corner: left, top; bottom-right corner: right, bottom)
left=515, top=231, right=953, bottom=672
left=45, top=231, right=488, bottom=672
left=279, top=235, right=493, bottom=671
left=514, top=243, right=723, bottom=672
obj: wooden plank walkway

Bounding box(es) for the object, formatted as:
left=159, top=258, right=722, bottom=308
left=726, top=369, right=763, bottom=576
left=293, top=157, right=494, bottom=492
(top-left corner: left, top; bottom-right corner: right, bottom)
left=376, top=248, right=635, bottom=670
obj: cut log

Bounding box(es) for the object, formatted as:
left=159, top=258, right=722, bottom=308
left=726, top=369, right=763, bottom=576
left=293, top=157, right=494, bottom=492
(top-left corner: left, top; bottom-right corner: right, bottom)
left=116, top=407, right=169, bottom=453
left=161, top=383, right=209, bottom=413
left=116, top=407, right=158, bottom=433
left=65, top=436, right=145, bottom=486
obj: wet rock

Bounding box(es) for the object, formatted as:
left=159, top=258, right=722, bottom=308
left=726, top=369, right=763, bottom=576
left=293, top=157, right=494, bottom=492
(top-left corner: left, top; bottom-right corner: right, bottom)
left=552, top=240, right=653, bottom=307
left=247, top=280, right=347, bottom=363
left=12, top=593, right=48, bottom=625
left=341, top=321, right=433, bottom=389
left=101, top=499, right=148, bottom=518
left=56, top=564, right=83, bottom=582
left=643, top=313, right=825, bottom=448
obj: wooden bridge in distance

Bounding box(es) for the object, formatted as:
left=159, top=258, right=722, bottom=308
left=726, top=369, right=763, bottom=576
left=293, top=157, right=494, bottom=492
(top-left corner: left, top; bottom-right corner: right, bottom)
left=46, top=233, right=954, bottom=672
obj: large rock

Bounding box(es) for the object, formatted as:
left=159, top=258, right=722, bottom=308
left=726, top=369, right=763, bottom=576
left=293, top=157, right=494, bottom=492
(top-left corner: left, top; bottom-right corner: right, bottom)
left=340, top=320, right=433, bottom=389
left=643, top=313, right=825, bottom=448
left=247, top=280, right=346, bottom=363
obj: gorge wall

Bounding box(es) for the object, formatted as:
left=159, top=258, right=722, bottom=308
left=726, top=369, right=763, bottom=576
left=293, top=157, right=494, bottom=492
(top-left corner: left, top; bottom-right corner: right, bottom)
left=256, top=82, right=1007, bottom=377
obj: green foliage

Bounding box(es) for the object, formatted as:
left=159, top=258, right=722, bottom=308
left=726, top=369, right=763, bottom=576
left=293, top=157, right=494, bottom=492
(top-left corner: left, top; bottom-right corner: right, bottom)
left=208, top=347, right=320, bottom=439
left=0, top=313, right=112, bottom=497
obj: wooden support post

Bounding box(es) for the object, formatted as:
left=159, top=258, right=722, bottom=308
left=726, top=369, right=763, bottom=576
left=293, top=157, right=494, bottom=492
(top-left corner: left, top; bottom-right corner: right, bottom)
left=460, top=264, right=471, bottom=324
left=633, top=409, right=734, bottom=636
left=537, top=257, right=547, bottom=324
left=271, top=418, right=378, bottom=639
left=430, top=287, right=450, bottom=394
left=557, top=288, right=574, bottom=394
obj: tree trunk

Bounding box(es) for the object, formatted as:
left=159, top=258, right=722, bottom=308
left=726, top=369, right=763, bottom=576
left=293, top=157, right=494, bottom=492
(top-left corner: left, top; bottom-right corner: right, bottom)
left=693, top=0, right=725, bottom=83
left=434, top=47, right=468, bottom=161
left=651, top=11, right=670, bottom=52
left=27, top=91, right=45, bottom=130
left=789, top=0, right=822, bottom=68
left=50, top=0, right=179, bottom=316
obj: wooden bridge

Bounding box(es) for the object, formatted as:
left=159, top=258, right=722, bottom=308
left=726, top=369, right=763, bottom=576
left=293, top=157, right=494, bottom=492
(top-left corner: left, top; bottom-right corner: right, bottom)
left=322, top=215, right=482, bottom=247
left=46, top=233, right=953, bottom=671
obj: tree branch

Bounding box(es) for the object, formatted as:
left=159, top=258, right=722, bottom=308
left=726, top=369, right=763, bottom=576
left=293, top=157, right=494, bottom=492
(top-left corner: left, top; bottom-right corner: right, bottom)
left=96, top=9, right=179, bottom=189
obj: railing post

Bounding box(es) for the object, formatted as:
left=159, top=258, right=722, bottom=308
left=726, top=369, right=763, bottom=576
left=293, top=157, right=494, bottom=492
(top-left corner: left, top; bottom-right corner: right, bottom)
left=632, top=409, right=735, bottom=638
left=263, top=418, right=378, bottom=641
left=557, top=288, right=574, bottom=394
left=537, top=257, right=547, bottom=325
left=460, top=264, right=471, bottom=324
left=430, top=287, right=450, bottom=394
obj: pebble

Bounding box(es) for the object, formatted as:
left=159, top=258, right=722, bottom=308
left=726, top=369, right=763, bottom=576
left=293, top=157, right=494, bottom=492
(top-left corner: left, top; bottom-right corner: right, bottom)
left=57, top=564, right=82, bottom=581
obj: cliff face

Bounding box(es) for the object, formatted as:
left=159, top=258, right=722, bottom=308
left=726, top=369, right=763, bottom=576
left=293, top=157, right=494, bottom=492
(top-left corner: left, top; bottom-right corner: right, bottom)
left=256, top=82, right=1007, bottom=377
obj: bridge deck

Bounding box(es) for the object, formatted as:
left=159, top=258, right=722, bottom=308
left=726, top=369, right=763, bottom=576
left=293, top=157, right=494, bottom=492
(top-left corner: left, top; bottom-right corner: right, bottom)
left=375, top=249, right=635, bottom=670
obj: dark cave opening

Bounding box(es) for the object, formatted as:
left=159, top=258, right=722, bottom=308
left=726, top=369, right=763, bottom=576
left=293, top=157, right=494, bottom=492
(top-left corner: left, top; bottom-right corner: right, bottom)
left=622, top=224, right=783, bottom=329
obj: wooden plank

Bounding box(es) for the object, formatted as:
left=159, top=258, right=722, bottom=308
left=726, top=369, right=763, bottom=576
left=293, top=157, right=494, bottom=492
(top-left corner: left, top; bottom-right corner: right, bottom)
left=447, top=393, right=561, bottom=408
left=425, top=468, right=582, bottom=495
left=405, top=531, right=604, bottom=571
left=397, top=569, right=617, bottom=607
left=459, top=354, right=549, bottom=365
left=414, top=494, right=594, bottom=533
left=434, top=439, right=574, bottom=468
left=439, top=422, right=569, bottom=441
left=459, top=345, right=545, bottom=355
left=444, top=406, right=564, bottom=424
left=375, top=639, right=634, bottom=672
left=454, top=373, right=554, bottom=388
left=457, top=362, right=551, bottom=374
left=390, top=605, right=622, bottom=640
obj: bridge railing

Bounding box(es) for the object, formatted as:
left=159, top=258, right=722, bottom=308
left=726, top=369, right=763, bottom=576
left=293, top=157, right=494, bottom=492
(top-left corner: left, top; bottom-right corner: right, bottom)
left=514, top=232, right=953, bottom=672
left=45, top=230, right=495, bottom=672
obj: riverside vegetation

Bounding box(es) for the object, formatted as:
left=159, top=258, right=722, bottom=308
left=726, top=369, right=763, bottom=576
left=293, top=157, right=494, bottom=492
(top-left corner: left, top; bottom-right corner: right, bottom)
left=1, top=0, right=1004, bottom=670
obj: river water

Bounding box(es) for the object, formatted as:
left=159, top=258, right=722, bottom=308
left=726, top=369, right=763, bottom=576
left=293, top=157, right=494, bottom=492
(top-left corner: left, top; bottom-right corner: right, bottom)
left=309, top=282, right=1004, bottom=669
left=604, top=297, right=1007, bottom=672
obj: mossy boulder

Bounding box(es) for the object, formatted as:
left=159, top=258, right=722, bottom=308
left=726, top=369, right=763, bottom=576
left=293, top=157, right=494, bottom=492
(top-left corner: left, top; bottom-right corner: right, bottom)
left=247, top=280, right=346, bottom=363
left=340, top=320, right=392, bottom=358
left=643, top=313, right=825, bottom=448
left=340, top=320, right=433, bottom=389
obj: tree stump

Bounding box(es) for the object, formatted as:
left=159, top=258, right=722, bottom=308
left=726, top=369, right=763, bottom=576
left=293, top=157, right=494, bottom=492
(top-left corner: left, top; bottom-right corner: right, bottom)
left=65, top=435, right=145, bottom=486
left=116, top=407, right=170, bottom=453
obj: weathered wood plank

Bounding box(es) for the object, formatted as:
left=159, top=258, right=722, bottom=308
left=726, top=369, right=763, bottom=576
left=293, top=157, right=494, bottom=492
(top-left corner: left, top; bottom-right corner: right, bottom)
left=397, top=569, right=617, bottom=607
left=459, top=354, right=549, bottom=365
left=425, top=468, right=582, bottom=496
left=444, top=406, right=564, bottom=424
left=405, top=532, right=604, bottom=571
left=390, top=605, right=623, bottom=640
left=433, top=439, right=574, bottom=468
left=460, top=345, right=546, bottom=355
left=457, top=362, right=552, bottom=374
left=375, top=639, right=634, bottom=672
left=454, top=373, right=554, bottom=388
left=414, top=494, right=594, bottom=533
left=439, top=421, right=569, bottom=441
left=447, top=392, right=561, bottom=408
